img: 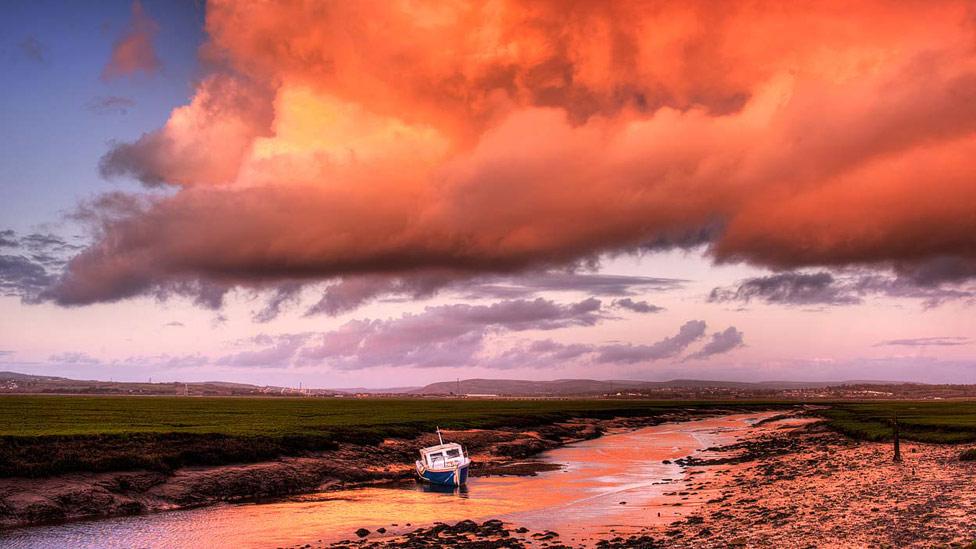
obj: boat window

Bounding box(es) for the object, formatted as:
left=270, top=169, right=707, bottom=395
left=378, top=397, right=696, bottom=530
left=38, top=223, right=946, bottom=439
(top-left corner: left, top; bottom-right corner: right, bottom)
left=446, top=448, right=461, bottom=458
left=428, top=452, right=445, bottom=467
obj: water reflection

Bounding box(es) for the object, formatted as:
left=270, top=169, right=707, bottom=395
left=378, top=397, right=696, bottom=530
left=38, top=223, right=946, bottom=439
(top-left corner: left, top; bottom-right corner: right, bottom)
left=414, top=482, right=469, bottom=497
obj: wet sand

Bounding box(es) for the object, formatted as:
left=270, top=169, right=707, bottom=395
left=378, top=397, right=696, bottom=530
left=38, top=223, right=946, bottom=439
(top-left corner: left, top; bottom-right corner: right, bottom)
left=644, top=420, right=976, bottom=548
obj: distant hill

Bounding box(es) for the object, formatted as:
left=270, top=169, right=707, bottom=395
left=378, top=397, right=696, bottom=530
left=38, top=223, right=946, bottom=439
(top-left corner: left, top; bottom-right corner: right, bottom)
left=0, top=371, right=72, bottom=382
left=0, top=371, right=924, bottom=398
left=0, top=371, right=326, bottom=397
left=411, top=377, right=911, bottom=395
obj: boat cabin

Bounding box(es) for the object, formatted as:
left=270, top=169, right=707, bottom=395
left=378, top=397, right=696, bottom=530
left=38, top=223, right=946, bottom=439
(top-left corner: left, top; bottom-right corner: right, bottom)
left=418, top=443, right=466, bottom=470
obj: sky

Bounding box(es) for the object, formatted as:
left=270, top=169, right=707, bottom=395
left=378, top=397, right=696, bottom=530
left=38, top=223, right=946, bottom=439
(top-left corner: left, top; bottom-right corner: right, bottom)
left=1, top=0, right=975, bottom=388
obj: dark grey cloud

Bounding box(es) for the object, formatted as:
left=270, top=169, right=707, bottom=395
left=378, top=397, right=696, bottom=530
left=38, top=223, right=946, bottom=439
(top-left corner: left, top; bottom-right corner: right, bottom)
left=463, top=272, right=685, bottom=298
left=894, top=256, right=976, bottom=286
left=875, top=336, right=971, bottom=347
left=0, top=231, right=86, bottom=298
left=611, top=298, right=664, bottom=313
left=0, top=230, right=17, bottom=248
left=151, top=280, right=230, bottom=310
left=86, top=96, right=136, bottom=116
left=306, top=271, right=684, bottom=317
left=305, top=273, right=454, bottom=317
left=710, top=269, right=976, bottom=308
left=164, top=321, right=185, bottom=327
left=252, top=283, right=303, bottom=323
left=709, top=272, right=861, bottom=306
left=0, top=255, right=55, bottom=302
left=0, top=230, right=84, bottom=256
left=686, top=326, right=745, bottom=360
left=849, top=272, right=976, bottom=308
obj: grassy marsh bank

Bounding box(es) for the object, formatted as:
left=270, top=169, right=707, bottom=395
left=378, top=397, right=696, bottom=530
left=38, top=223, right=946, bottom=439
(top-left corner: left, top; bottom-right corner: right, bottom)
left=817, top=400, right=976, bottom=443
left=0, top=396, right=785, bottom=477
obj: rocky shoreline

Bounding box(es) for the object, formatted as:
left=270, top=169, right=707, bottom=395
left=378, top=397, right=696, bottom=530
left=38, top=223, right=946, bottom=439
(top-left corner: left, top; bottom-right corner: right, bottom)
left=326, top=519, right=660, bottom=548
left=0, top=409, right=735, bottom=529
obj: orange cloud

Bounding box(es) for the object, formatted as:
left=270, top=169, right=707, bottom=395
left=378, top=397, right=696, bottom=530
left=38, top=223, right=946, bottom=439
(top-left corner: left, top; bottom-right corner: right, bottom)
left=57, top=0, right=976, bottom=305
left=101, top=0, right=161, bottom=80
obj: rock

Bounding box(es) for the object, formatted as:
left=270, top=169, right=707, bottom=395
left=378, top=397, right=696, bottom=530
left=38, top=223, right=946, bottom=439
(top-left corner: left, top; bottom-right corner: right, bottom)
left=451, top=519, right=479, bottom=533
left=376, top=527, right=386, bottom=534
left=355, top=528, right=370, bottom=538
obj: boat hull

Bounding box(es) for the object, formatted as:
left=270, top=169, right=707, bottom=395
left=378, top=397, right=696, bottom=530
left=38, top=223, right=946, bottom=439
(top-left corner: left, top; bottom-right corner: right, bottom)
left=416, top=460, right=469, bottom=486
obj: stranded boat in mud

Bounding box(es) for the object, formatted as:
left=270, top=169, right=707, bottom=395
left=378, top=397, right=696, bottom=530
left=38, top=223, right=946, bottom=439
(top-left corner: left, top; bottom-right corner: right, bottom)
left=416, top=428, right=470, bottom=486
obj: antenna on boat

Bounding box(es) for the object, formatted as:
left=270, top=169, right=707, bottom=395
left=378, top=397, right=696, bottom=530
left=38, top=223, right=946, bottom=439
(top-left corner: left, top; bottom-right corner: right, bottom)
left=436, top=426, right=444, bottom=445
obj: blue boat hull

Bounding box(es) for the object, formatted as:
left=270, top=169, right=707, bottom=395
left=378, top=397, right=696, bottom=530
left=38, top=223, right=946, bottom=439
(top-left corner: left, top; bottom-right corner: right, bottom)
left=417, top=461, right=469, bottom=486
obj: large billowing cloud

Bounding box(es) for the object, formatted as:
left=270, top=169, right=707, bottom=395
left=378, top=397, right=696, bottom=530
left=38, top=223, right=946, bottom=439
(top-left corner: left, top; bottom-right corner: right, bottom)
left=51, top=0, right=976, bottom=306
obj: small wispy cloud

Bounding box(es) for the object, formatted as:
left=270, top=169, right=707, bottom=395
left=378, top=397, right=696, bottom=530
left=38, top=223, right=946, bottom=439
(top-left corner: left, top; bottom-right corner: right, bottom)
left=611, top=298, right=664, bottom=314
left=101, top=0, right=161, bottom=80
left=18, top=35, right=48, bottom=64
left=874, top=336, right=971, bottom=347
left=86, top=96, right=136, bottom=116
left=685, top=327, right=745, bottom=360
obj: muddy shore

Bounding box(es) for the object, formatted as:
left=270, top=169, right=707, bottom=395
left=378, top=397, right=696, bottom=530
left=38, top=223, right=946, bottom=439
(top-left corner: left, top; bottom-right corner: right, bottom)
left=0, top=409, right=748, bottom=529
left=313, top=417, right=976, bottom=548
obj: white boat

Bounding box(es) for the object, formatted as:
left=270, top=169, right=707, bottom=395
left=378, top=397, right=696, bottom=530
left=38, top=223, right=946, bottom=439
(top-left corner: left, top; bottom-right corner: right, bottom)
left=415, top=428, right=470, bottom=486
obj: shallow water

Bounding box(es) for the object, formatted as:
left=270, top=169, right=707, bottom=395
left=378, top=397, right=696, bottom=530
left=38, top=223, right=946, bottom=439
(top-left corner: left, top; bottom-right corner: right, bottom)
left=1, top=413, right=770, bottom=548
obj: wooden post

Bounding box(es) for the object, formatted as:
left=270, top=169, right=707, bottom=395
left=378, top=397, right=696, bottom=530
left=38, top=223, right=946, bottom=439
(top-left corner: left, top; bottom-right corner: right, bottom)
left=892, top=415, right=902, bottom=463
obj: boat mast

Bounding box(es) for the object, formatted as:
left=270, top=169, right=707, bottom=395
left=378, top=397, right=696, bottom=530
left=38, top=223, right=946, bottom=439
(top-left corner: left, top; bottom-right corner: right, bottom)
left=436, top=426, right=444, bottom=445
